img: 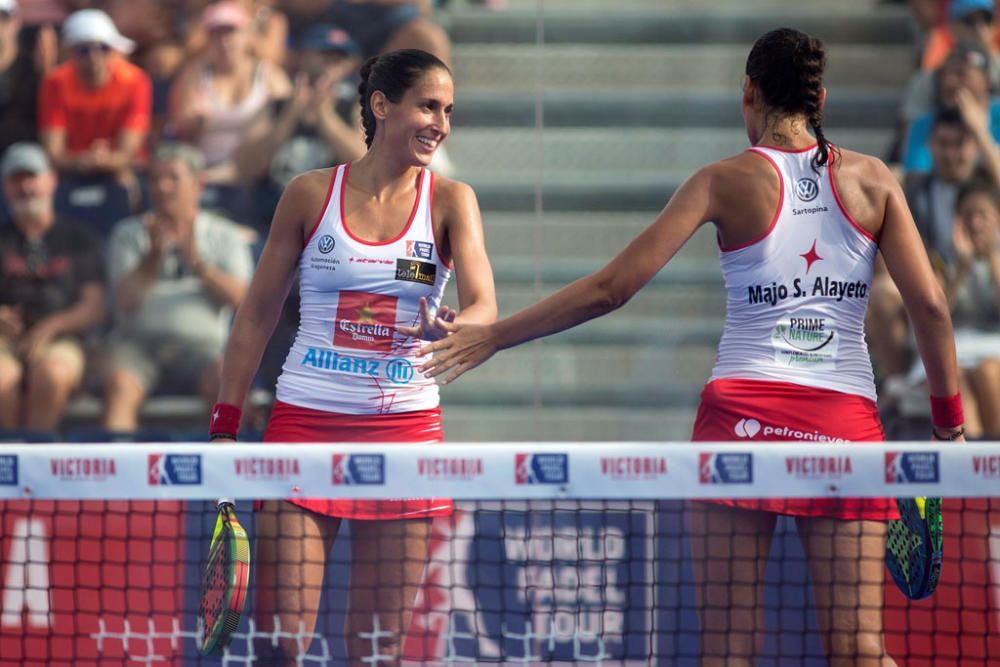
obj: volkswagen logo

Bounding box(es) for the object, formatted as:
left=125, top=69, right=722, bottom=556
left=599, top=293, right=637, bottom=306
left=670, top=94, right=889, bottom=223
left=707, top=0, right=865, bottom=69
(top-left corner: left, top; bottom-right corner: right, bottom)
left=318, top=235, right=336, bottom=254
left=795, top=177, right=819, bottom=202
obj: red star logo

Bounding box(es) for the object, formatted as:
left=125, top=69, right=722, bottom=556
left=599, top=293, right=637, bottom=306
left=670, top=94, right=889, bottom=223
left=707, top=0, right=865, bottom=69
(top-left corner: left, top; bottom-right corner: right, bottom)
left=801, top=240, right=823, bottom=273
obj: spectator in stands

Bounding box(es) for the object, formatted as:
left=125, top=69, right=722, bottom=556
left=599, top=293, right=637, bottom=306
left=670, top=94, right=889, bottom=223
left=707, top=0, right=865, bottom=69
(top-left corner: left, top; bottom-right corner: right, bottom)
left=182, top=0, right=289, bottom=66
left=101, top=143, right=252, bottom=433
left=168, top=0, right=290, bottom=219
left=902, top=40, right=1000, bottom=179
left=282, top=0, right=451, bottom=65
left=939, top=179, right=1000, bottom=438
left=0, top=143, right=105, bottom=434
left=871, top=107, right=997, bottom=382
left=38, top=9, right=151, bottom=184
left=234, top=22, right=366, bottom=228
left=0, top=0, right=56, bottom=157
left=921, top=0, right=1000, bottom=73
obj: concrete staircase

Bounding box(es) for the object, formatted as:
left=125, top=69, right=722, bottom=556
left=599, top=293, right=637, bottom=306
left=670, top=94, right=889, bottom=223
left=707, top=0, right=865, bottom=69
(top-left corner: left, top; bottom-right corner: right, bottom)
left=437, top=0, right=915, bottom=441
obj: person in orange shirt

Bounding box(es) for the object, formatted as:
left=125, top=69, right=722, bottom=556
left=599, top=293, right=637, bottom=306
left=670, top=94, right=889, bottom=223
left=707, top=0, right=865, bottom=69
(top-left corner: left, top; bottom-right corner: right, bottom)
left=922, top=0, right=1000, bottom=79
left=37, top=9, right=151, bottom=181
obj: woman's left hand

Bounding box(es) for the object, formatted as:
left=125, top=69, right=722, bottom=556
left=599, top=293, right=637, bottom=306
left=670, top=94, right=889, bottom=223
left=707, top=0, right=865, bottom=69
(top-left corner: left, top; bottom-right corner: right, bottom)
left=397, top=297, right=458, bottom=342
left=419, top=322, right=499, bottom=384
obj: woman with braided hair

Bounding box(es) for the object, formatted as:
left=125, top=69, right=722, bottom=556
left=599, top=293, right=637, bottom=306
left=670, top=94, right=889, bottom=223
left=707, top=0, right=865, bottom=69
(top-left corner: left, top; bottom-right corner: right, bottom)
left=211, top=48, right=496, bottom=665
left=420, top=28, right=964, bottom=666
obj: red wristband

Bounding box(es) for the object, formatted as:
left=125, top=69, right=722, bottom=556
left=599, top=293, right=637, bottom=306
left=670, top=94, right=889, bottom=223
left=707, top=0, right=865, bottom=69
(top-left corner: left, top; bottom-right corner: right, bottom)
left=209, top=402, right=242, bottom=438
left=929, top=393, right=964, bottom=429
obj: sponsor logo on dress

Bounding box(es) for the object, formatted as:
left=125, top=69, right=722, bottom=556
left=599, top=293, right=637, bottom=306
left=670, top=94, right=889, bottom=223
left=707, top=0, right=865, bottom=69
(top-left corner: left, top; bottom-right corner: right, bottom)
left=515, top=453, right=568, bottom=484
left=148, top=454, right=202, bottom=485
left=785, top=456, right=853, bottom=479
left=406, top=240, right=434, bottom=260
left=599, top=457, right=667, bottom=480
left=234, top=458, right=301, bottom=481
left=699, top=453, right=753, bottom=484
left=734, top=418, right=761, bottom=438
left=49, top=457, right=116, bottom=481
left=332, top=454, right=385, bottom=485
left=885, top=451, right=940, bottom=484
left=0, top=455, right=17, bottom=485
left=318, top=234, right=336, bottom=254
left=333, top=291, right=397, bottom=351
left=418, top=457, right=483, bottom=480
left=972, top=455, right=1000, bottom=479
left=395, top=258, right=436, bottom=286
left=795, top=177, right=819, bottom=201
left=301, top=348, right=415, bottom=384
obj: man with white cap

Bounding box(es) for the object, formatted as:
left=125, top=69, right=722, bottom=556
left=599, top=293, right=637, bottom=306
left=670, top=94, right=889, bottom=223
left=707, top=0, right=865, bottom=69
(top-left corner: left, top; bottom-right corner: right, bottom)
left=0, top=142, right=106, bottom=434
left=37, top=8, right=150, bottom=179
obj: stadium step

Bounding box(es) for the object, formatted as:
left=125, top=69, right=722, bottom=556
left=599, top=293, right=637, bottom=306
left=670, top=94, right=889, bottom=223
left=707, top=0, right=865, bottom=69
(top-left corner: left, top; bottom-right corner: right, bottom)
left=441, top=405, right=699, bottom=442
left=452, top=44, right=913, bottom=92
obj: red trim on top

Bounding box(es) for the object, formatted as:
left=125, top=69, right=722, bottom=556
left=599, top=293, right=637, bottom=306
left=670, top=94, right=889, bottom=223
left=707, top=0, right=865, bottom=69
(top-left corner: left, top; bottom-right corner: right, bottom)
left=303, top=167, right=339, bottom=249
left=340, top=163, right=424, bottom=246
left=720, top=148, right=784, bottom=252
left=429, top=172, right=453, bottom=269
left=753, top=142, right=818, bottom=154
left=827, top=151, right=877, bottom=243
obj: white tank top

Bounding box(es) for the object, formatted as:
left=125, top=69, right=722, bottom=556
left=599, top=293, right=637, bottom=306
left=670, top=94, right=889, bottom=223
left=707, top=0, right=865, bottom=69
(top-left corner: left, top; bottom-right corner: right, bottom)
left=276, top=164, right=452, bottom=414
left=709, top=145, right=879, bottom=401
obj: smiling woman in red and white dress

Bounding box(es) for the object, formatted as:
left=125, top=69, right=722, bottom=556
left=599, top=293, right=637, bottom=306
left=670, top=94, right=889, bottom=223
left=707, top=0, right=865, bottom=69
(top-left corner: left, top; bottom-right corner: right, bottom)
left=209, top=49, right=497, bottom=666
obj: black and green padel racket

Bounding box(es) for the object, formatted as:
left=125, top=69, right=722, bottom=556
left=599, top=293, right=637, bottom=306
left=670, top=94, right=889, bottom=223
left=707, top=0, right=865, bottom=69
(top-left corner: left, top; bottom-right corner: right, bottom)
left=885, top=496, right=943, bottom=601
left=199, top=500, right=251, bottom=656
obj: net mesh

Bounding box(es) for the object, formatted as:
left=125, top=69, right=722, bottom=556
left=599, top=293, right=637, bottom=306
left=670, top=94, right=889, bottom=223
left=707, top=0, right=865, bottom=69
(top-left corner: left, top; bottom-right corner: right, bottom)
left=0, top=442, right=998, bottom=666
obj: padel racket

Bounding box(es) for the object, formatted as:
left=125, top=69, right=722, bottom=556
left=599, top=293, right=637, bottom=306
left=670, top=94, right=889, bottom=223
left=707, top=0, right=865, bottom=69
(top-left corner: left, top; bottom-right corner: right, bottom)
left=199, top=500, right=250, bottom=656
left=885, top=496, right=943, bottom=600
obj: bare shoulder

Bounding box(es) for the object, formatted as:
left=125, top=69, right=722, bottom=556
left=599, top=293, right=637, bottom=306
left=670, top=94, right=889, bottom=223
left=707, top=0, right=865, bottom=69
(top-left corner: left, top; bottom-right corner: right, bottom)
left=831, top=148, right=898, bottom=234
left=286, top=167, right=336, bottom=200
left=834, top=147, right=897, bottom=192
left=431, top=173, right=480, bottom=218
left=277, top=168, right=336, bottom=230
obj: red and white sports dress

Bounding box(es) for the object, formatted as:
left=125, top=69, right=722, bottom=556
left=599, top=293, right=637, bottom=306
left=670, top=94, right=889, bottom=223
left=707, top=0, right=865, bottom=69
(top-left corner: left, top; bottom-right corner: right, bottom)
left=265, top=163, right=453, bottom=519
left=692, top=144, right=896, bottom=520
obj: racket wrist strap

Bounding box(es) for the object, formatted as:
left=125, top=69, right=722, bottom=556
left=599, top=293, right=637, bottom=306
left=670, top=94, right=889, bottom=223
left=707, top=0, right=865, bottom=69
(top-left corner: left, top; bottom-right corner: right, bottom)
left=209, top=402, right=242, bottom=439
left=929, top=392, right=963, bottom=429
left=932, top=425, right=965, bottom=441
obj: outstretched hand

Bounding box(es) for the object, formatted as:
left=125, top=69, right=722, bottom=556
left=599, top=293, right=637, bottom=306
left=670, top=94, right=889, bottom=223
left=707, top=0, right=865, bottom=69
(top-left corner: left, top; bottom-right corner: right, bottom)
left=397, top=297, right=458, bottom=342
left=419, top=321, right=499, bottom=385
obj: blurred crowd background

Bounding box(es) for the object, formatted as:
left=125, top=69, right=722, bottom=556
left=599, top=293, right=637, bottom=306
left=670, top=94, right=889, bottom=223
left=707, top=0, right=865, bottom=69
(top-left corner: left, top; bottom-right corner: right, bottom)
left=1, top=0, right=998, bottom=444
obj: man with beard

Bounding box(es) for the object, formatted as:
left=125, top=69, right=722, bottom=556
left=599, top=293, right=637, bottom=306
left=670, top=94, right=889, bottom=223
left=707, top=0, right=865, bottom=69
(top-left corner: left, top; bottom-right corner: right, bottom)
left=0, top=143, right=106, bottom=434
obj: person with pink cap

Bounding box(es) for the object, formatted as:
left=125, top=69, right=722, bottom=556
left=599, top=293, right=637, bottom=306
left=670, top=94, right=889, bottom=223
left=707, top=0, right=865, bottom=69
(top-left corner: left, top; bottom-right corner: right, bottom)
left=168, top=0, right=290, bottom=219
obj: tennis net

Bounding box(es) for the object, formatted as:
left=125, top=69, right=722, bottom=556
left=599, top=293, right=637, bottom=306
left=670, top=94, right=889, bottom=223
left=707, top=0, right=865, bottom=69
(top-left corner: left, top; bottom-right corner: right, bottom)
left=0, top=441, right=998, bottom=666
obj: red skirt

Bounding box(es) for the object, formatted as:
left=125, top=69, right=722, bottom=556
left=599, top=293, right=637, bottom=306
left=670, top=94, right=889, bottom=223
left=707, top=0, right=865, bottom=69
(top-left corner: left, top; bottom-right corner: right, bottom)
left=692, top=378, right=898, bottom=520
left=262, top=400, right=453, bottom=520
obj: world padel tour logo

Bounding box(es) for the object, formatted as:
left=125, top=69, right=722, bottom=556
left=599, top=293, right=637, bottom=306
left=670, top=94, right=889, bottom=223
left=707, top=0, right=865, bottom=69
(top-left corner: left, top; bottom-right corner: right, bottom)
left=406, top=240, right=433, bottom=260
left=417, top=457, right=483, bottom=480
left=699, top=453, right=753, bottom=484
left=515, top=453, right=568, bottom=484
left=885, top=451, right=940, bottom=484
left=600, top=456, right=667, bottom=480
left=332, top=454, right=385, bottom=485
left=334, top=291, right=397, bottom=352
left=972, top=455, right=1000, bottom=479
left=148, top=454, right=202, bottom=485
left=50, top=457, right=117, bottom=481
left=0, top=455, right=17, bottom=485
left=234, top=457, right=301, bottom=481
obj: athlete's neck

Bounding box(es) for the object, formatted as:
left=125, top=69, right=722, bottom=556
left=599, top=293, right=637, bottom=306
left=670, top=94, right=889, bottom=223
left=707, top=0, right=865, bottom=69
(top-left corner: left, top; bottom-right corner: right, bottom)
left=347, top=152, right=421, bottom=203
left=754, top=114, right=815, bottom=151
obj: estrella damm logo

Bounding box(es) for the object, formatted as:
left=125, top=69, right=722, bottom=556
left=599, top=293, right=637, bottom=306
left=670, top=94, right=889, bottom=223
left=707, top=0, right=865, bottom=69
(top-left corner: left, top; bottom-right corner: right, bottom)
left=395, top=258, right=436, bottom=286
left=795, top=177, right=819, bottom=202
left=148, top=454, right=202, bottom=485
left=334, top=291, right=398, bottom=352
left=885, top=451, right=940, bottom=484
